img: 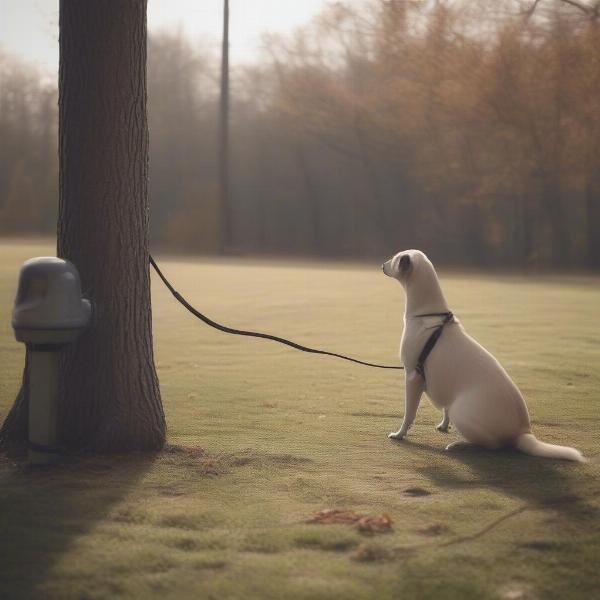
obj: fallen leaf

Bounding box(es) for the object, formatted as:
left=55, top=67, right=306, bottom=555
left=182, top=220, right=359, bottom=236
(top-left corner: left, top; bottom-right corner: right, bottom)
left=163, top=444, right=205, bottom=457
left=306, top=509, right=361, bottom=524
left=306, top=509, right=393, bottom=534
left=354, top=513, right=394, bottom=534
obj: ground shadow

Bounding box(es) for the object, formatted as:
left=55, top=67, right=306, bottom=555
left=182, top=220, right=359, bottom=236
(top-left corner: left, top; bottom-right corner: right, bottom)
left=0, top=452, right=157, bottom=600
left=401, top=439, right=598, bottom=522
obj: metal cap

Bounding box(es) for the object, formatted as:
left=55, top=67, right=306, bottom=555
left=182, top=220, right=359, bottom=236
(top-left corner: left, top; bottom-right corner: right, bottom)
left=12, top=257, right=92, bottom=336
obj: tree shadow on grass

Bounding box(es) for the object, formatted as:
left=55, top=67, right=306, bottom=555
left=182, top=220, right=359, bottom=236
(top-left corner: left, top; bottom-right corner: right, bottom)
left=0, top=452, right=157, bottom=600
left=398, top=439, right=598, bottom=523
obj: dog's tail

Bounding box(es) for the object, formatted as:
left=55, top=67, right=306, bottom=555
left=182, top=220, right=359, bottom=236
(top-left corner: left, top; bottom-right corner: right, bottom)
left=513, top=433, right=586, bottom=462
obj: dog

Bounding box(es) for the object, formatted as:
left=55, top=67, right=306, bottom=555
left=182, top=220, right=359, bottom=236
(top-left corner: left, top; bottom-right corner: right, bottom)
left=382, top=249, right=586, bottom=462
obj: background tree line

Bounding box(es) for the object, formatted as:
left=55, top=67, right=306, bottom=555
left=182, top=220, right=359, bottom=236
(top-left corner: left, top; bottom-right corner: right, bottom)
left=1, top=0, right=599, bottom=268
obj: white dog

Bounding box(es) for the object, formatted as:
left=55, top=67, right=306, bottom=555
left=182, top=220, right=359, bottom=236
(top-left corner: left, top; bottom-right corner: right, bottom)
left=383, top=249, right=585, bottom=462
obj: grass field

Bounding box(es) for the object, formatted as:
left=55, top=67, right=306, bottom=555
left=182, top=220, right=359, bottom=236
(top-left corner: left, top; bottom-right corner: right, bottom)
left=0, top=239, right=599, bottom=600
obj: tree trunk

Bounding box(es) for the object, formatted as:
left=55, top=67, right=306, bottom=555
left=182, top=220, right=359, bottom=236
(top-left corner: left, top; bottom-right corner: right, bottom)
left=0, top=355, right=30, bottom=451
left=586, top=175, right=600, bottom=270
left=353, top=113, right=386, bottom=250
left=255, top=126, right=269, bottom=252
left=294, top=143, right=322, bottom=256
left=1, top=0, right=166, bottom=453
left=543, top=181, right=569, bottom=266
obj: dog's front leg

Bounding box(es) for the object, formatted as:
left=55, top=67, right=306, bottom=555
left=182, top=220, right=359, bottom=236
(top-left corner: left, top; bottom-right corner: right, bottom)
left=388, top=371, right=424, bottom=440
left=436, top=408, right=450, bottom=433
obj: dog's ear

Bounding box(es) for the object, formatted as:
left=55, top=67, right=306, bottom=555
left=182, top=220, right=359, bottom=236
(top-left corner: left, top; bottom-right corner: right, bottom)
left=399, top=254, right=411, bottom=274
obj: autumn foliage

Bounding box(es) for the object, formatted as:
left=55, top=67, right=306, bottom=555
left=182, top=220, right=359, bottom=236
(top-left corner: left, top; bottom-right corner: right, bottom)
left=1, top=0, right=598, bottom=267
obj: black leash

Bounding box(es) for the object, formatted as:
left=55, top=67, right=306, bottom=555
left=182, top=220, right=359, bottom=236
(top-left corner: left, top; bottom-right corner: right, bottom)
left=149, top=255, right=403, bottom=370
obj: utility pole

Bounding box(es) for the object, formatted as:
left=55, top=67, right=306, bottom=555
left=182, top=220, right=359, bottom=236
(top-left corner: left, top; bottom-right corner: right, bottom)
left=219, top=0, right=231, bottom=253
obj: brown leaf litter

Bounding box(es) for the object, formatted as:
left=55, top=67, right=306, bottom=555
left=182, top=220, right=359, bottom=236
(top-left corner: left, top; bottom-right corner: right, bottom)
left=306, top=509, right=393, bottom=534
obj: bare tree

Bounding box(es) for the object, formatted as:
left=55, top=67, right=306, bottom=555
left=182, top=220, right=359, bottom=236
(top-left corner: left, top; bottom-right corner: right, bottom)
left=524, top=0, right=600, bottom=19
left=2, top=0, right=599, bottom=269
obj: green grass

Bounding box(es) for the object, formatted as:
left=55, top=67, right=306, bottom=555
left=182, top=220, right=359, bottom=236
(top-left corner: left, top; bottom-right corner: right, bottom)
left=0, top=239, right=599, bottom=600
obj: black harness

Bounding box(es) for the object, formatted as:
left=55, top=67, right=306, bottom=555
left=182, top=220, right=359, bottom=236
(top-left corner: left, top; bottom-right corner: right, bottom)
left=415, top=311, right=455, bottom=379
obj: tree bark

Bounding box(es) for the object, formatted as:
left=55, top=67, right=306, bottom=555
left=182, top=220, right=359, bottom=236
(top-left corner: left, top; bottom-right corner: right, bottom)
left=586, top=175, right=600, bottom=270
left=294, top=143, right=322, bottom=255
left=353, top=113, right=387, bottom=249
left=542, top=180, right=569, bottom=266
left=0, top=354, right=30, bottom=451
left=1, top=0, right=166, bottom=453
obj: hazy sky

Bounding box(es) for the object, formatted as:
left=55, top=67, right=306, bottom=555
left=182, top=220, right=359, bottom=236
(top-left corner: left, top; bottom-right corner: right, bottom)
left=0, top=0, right=331, bottom=74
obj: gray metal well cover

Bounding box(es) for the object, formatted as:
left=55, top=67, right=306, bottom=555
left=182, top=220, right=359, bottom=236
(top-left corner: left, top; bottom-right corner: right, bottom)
left=12, top=257, right=91, bottom=333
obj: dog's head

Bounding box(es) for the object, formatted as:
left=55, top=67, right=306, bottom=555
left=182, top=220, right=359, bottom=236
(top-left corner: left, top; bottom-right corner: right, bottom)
left=382, top=250, right=430, bottom=285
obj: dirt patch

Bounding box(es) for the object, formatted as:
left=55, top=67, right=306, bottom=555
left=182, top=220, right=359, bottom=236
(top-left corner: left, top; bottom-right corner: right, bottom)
left=417, top=524, right=448, bottom=536
left=163, top=444, right=205, bottom=457
left=306, top=509, right=360, bottom=525
left=519, top=540, right=560, bottom=552
left=159, top=447, right=313, bottom=478
left=352, top=543, right=394, bottom=563
left=229, top=450, right=313, bottom=467
left=404, top=487, right=432, bottom=497
left=160, top=447, right=226, bottom=475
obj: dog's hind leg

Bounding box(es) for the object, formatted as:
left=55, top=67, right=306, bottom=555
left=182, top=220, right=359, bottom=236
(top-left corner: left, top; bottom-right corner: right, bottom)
left=436, top=408, right=450, bottom=433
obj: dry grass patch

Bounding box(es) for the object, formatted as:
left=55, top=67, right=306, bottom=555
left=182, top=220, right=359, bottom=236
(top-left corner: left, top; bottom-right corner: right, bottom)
left=0, top=241, right=598, bottom=600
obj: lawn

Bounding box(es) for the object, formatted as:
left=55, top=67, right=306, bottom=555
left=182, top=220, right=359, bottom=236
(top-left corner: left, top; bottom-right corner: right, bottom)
left=0, top=239, right=598, bottom=600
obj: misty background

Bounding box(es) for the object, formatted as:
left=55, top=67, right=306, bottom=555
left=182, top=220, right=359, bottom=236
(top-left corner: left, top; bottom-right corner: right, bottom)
left=1, top=0, right=599, bottom=267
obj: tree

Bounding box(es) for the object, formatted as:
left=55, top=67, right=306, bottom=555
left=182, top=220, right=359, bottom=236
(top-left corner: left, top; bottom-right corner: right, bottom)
left=0, top=52, right=57, bottom=234
left=0, top=0, right=166, bottom=452
left=2, top=0, right=600, bottom=269
left=147, top=31, right=220, bottom=251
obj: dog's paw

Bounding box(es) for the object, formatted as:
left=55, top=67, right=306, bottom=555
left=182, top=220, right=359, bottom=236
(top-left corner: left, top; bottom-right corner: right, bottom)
left=436, top=423, right=450, bottom=433
left=388, top=431, right=406, bottom=441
